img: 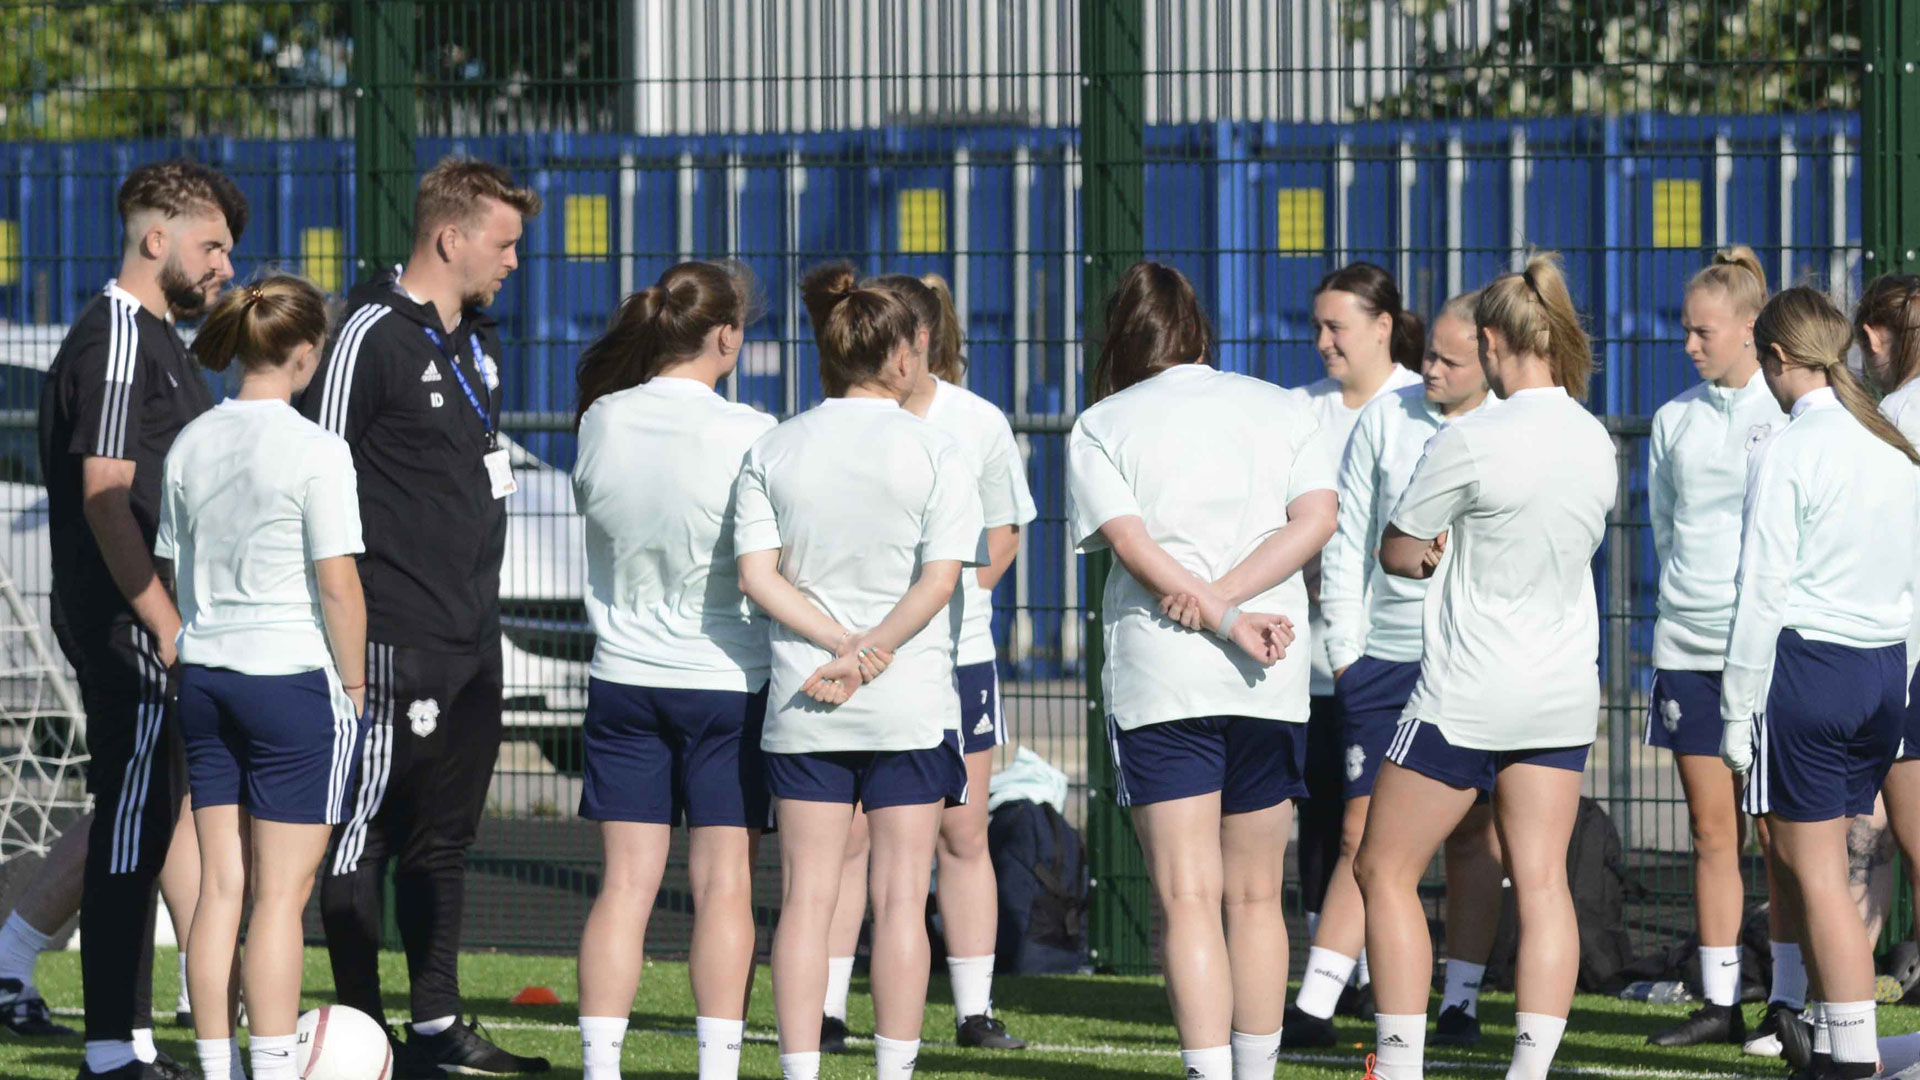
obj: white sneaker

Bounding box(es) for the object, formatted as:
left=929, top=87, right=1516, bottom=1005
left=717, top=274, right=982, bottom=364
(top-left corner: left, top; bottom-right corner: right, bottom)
left=1742, top=1030, right=1782, bottom=1057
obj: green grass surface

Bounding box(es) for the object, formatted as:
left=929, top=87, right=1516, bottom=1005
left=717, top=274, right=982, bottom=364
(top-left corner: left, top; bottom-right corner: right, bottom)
left=0, top=948, right=1890, bottom=1078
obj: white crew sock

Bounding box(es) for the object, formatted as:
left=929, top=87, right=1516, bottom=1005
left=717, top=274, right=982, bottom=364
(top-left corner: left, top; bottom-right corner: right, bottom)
left=178, top=950, right=192, bottom=1015
left=412, top=1014, right=457, bottom=1037
left=1231, top=1028, right=1282, bottom=1080
left=1373, top=1014, right=1425, bottom=1080
left=1294, top=946, right=1358, bottom=1020
left=946, top=954, right=995, bottom=1020
left=1771, top=941, right=1808, bottom=1009
left=824, top=956, right=855, bottom=1022
left=1504, top=1012, right=1567, bottom=1080
left=696, top=1016, right=744, bottom=1080
left=1826, top=1000, right=1876, bottom=1066
left=1812, top=1002, right=1831, bottom=1056
left=197, top=1038, right=236, bottom=1080
left=1353, top=948, right=1371, bottom=989
left=580, top=1015, right=628, bottom=1080
left=779, top=1051, right=820, bottom=1080
left=874, top=1034, right=921, bottom=1079
left=131, top=1027, right=157, bottom=1063
left=250, top=1032, right=298, bottom=1080
left=1699, top=945, right=1740, bottom=1007
left=0, top=911, right=51, bottom=990
left=1441, top=958, right=1486, bottom=1017
left=85, top=1040, right=138, bottom=1074
left=1178, top=1044, right=1232, bottom=1079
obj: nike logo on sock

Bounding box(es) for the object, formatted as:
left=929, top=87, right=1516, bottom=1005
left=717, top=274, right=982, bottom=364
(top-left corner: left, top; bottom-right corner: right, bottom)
left=1722, top=960, right=1741, bottom=966
left=261, top=1049, right=291, bottom=1058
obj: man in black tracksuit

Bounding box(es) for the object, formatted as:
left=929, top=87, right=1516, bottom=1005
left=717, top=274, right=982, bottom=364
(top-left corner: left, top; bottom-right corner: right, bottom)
left=302, top=157, right=546, bottom=1076
left=39, top=160, right=244, bottom=1080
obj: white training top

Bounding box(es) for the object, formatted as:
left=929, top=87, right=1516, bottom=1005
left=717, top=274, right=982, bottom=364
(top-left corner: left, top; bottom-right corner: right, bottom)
left=1321, top=386, right=1494, bottom=670
left=574, top=377, right=777, bottom=692
left=156, top=398, right=364, bottom=676
left=920, top=378, right=1038, bottom=667
left=1648, top=376, right=1786, bottom=671
left=1389, top=386, right=1617, bottom=750
left=1068, top=363, right=1335, bottom=731
left=732, top=397, right=985, bottom=753
left=1722, top=387, right=1920, bottom=724
left=1298, top=366, right=1427, bottom=694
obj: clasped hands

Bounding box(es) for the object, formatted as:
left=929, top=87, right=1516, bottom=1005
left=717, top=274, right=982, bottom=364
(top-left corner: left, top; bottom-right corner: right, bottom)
left=799, top=631, right=895, bottom=705
left=1158, top=587, right=1295, bottom=667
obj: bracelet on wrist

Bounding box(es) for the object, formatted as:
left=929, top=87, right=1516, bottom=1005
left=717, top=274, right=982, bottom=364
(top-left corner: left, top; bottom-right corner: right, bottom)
left=1213, top=605, right=1244, bottom=641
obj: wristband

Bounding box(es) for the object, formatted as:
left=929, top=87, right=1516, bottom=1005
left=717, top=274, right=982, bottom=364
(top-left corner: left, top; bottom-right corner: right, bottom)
left=1213, top=605, right=1243, bottom=641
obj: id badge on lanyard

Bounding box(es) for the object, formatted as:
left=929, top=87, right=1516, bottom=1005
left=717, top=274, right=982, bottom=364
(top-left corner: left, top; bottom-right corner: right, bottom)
left=424, top=326, right=517, bottom=499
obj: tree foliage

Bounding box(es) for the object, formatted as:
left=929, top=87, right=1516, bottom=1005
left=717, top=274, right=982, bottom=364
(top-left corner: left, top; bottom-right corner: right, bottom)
left=1345, top=0, right=1861, bottom=119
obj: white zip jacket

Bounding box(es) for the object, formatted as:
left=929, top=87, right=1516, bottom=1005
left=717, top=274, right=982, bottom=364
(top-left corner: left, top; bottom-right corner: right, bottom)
left=1321, top=385, right=1494, bottom=670
left=1297, top=365, right=1426, bottom=693
left=1648, top=376, right=1786, bottom=671
left=1721, top=388, right=1920, bottom=724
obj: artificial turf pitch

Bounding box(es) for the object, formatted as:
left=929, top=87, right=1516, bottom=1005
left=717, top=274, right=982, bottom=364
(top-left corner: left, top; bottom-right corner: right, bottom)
left=0, top=948, right=1874, bottom=1078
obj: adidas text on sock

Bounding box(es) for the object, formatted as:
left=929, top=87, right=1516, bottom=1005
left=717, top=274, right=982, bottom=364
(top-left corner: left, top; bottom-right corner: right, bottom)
left=1442, top=958, right=1486, bottom=1018
left=1505, top=1012, right=1567, bottom=1080
left=1374, top=1012, right=1426, bottom=1080
left=1230, top=1028, right=1282, bottom=1080
left=580, top=1015, right=629, bottom=1080
left=1295, top=946, right=1359, bottom=1019
left=1825, top=1000, right=1877, bottom=1066
left=696, top=1016, right=745, bottom=1080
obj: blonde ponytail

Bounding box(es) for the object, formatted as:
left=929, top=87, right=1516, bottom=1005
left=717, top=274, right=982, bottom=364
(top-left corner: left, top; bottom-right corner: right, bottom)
left=1755, top=286, right=1920, bottom=466
left=1687, top=245, right=1769, bottom=316
left=1474, top=252, right=1592, bottom=400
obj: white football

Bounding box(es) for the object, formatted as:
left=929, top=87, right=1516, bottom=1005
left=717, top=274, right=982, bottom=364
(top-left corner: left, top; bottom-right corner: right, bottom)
left=295, top=1004, right=394, bottom=1080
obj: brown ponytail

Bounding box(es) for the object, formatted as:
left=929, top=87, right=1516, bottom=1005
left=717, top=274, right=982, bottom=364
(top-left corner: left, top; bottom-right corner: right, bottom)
left=801, top=261, right=919, bottom=396
left=574, top=260, right=759, bottom=427
left=919, top=273, right=967, bottom=382
left=1853, top=273, right=1920, bottom=395
left=190, top=273, right=329, bottom=374
left=1755, top=286, right=1920, bottom=466
left=1474, top=252, right=1593, bottom=400
left=1314, top=261, right=1425, bottom=373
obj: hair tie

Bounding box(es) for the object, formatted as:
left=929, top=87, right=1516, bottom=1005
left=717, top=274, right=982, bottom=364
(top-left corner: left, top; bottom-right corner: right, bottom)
left=1519, top=269, right=1546, bottom=303
left=245, top=286, right=265, bottom=305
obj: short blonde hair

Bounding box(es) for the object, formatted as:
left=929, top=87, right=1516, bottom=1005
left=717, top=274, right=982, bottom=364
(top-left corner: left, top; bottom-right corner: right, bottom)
left=413, top=156, right=542, bottom=245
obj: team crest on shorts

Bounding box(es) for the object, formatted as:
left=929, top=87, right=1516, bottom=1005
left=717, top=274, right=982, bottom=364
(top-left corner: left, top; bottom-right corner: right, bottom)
left=1661, top=697, right=1683, bottom=734
left=408, top=698, right=441, bottom=737
left=1746, top=423, right=1773, bottom=451
left=1345, top=743, right=1365, bottom=782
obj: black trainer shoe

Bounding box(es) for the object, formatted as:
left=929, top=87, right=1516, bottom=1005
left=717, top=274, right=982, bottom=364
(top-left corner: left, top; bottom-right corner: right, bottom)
left=1648, top=1002, right=1746, bottom=1047
left=1430, top=1003, right=1481, bottom=1047
left=0, top=977, right=73, bottom=1036
left=143, top=1051, right=195, bottom=1080
left=1813, top=1062, right=1876, bottom=1080
left=819, top=1015, right=851, bottom=1055
left=956, top=1014, right=1026, bottom=1049
left=407, top=1017, right=550, bottom=1074
left=1788, top=1053, right=1832, bottom=1080
left=1777, top=1009, right=1816, bottom=1072
left=1336, top=983, right=1377, bottom=1022
left=1280, top=1003, right=1336, bottom=1048
left=1744, top=1000, right=1796, bottom=1057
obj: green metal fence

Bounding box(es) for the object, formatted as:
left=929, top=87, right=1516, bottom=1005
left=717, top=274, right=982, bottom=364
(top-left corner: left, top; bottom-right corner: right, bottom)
left=0, top=0, right=1912, bottom=976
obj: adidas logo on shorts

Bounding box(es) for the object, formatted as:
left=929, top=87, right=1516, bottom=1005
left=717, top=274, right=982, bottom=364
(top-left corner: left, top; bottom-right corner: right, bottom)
left=973, top=714, right=993, bottom=735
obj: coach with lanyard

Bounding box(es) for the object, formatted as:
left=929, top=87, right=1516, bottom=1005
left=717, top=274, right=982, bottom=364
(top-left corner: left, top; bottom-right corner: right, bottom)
left=300, top=156, right=547, bottom=1076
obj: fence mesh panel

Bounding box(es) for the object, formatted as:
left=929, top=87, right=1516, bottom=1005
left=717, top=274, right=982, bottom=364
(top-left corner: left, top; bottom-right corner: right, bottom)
left=0, top=0, right=1877, bottom=969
